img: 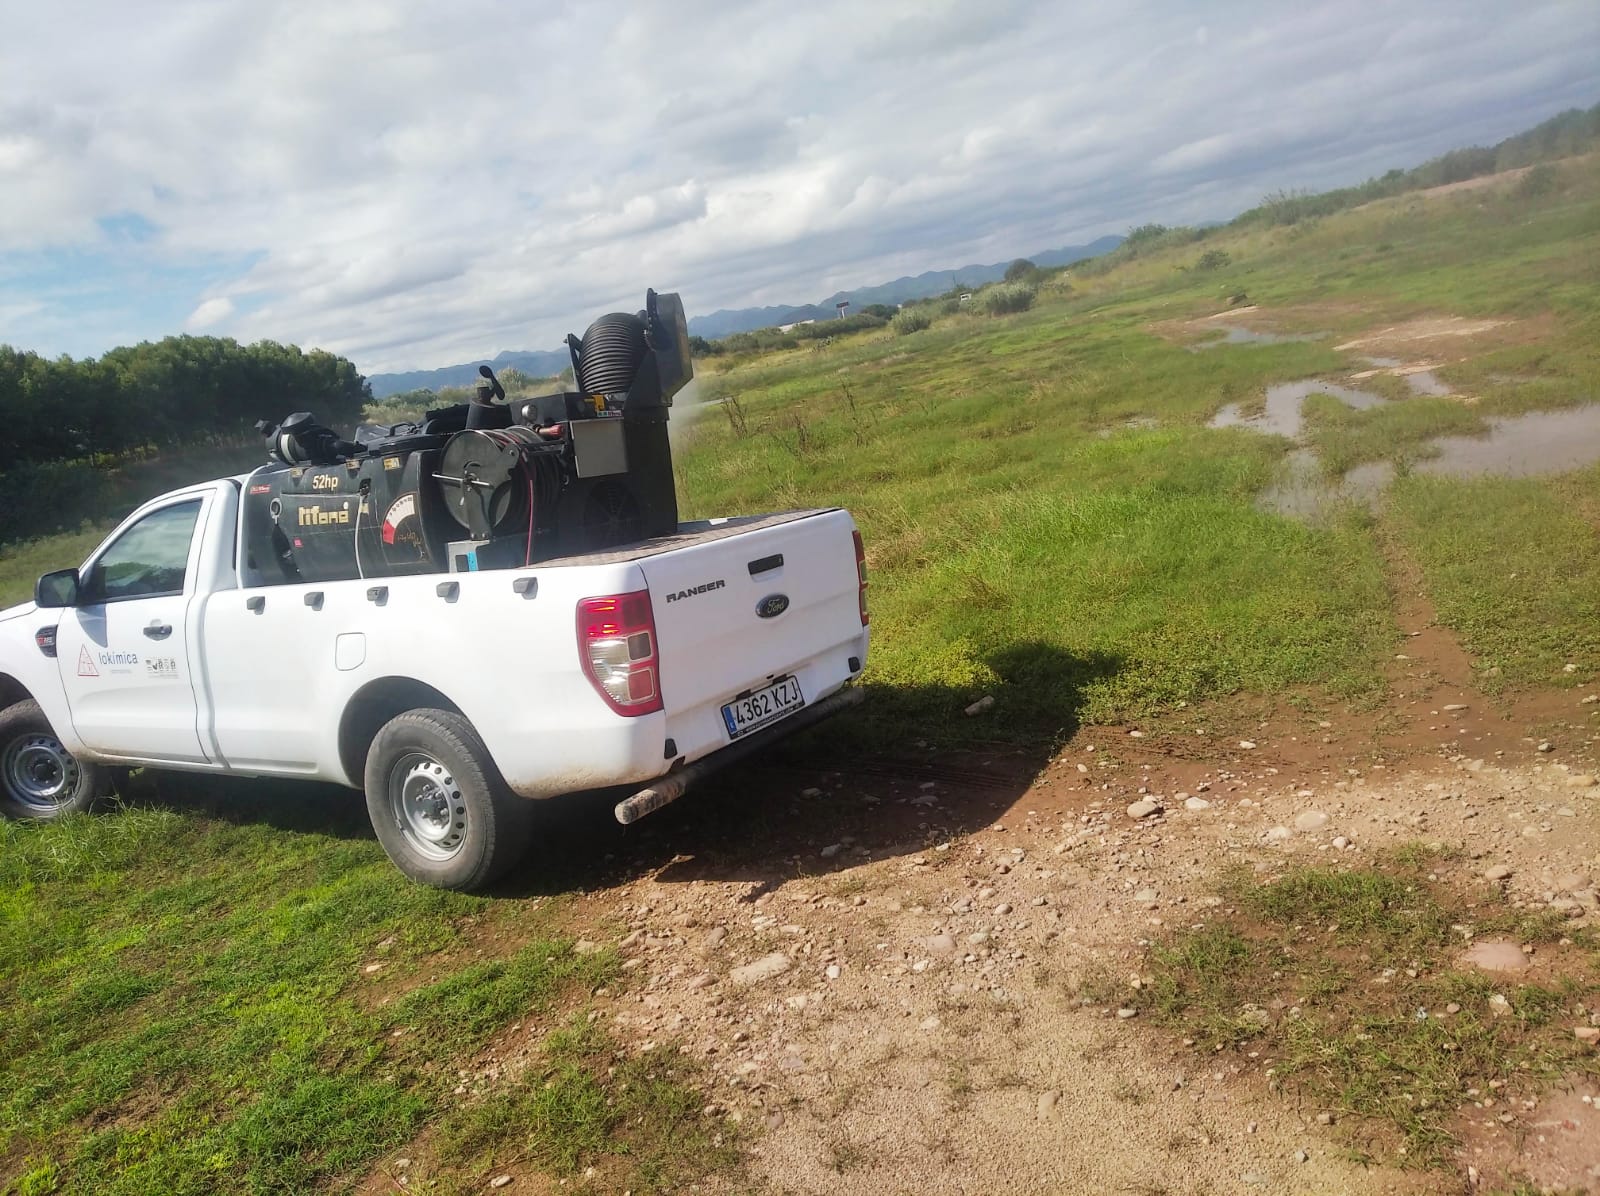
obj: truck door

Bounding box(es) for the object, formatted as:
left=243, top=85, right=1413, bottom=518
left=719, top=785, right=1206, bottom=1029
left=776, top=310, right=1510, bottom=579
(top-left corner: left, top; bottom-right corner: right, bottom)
left=54, top=495, right=210, bottom=764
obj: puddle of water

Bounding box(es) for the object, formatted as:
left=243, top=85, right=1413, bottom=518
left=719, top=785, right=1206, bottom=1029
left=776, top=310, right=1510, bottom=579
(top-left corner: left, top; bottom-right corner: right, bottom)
left=1210, top=380, right=1389, bottom=440
left=1212, top=368, right=1600, bottom=519
left=1259, top=450, right=1393, bottom=520
left=1400, top=370, right=1452, bottom=398
left=1355, top=355, right=1454, bottom=397
left=1195, top=327, right=1324, bottom=349
left=1415, top=405, right=1600, bottom=478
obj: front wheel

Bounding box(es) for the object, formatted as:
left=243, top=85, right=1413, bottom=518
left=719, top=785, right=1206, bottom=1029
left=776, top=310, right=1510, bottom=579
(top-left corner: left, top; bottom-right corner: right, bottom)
left=362, top=708, right=532, bottom=891
left=0, top=699, right=107, bottom=820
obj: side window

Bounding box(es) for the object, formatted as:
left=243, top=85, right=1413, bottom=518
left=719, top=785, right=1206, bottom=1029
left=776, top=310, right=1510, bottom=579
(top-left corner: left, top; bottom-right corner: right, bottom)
left=84, top=500, right=202, bottom=603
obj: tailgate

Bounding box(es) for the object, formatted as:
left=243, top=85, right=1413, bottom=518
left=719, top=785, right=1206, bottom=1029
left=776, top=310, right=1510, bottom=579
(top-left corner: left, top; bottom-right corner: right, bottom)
left=641, top=509, right=864, bottom=746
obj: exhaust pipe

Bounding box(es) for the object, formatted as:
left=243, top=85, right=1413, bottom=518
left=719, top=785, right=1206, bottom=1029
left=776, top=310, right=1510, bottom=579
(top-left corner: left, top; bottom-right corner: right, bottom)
left=613, top=685, right=864, bottom=825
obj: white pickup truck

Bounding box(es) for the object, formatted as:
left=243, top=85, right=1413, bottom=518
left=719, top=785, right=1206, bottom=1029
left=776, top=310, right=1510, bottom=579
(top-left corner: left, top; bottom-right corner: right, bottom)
left=0, top=485, right=868, bottom=889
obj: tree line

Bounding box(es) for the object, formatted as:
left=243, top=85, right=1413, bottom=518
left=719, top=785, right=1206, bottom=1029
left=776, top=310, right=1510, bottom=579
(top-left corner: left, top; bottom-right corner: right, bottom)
left=0, top=335, right=370, bottom=471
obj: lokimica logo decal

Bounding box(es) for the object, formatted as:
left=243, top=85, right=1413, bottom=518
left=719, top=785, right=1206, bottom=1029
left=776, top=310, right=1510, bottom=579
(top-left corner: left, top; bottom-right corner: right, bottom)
left=77, top=646, right=98, bottom=677
left=664, top=579, right=725, bottom=603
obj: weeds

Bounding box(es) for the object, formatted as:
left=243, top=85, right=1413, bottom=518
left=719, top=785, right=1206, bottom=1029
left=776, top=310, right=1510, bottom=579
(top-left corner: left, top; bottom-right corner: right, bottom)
left=1134, top=861, right=1600, bottom=1166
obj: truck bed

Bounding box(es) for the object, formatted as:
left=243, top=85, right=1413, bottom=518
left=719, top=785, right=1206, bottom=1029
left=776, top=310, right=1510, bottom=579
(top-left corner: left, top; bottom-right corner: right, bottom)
left=540, top=509, right=832, bottom=568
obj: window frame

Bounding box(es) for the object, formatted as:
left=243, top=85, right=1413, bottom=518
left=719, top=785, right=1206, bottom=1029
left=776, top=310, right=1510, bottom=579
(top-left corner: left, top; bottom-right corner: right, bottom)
left=79, top=497, right=205, bottom=606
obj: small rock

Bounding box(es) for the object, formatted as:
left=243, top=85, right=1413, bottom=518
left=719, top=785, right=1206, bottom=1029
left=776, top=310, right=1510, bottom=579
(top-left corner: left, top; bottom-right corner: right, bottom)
left=1316, top=1112, right=1334, bottom=1126
left=1538, top=741, right=1553, bottom=753
left=490, top=1177, right=512, bottom=1190
left=920, top=1016, right=941, bottom=1031
left=1037, top=1089, right=1061, bottom=1119
left=1332, top=836, right=1350, bottom=849
left=363, top=962, right=382, bottom=974
left=1488, top=993, right=1511, bottom=1017
left=1265, top=826, right=1292, bottom=843
left=1238, top=740, right=1257, bottom=750
left=1239, top=1006, right=1271, bottom=1028
left=1116, top=1007, right=1138, bottom=1020
left=1565, top=774, right=1597, bottom=788
left=924, top=933, right=957, bottom=955
left=1126, top=800, right=1160, bottom=819
left=965, top=695, right=996, bottom=717
left=702, top=927, right=729, bottom=953
left=395, top=1158, right=411, bottom=1169
left=731, top=952, right=793, bottom=987
left=1294, top=1148, right=1310, bottom=1164
left=574, top=939, right=602, bottom=956
left=1575, top=1026, right=1600, bottom=1044
left=1241, top=1172, right=1267, bottom=1187
left=1484, top=864, right=1512, bottom=882
left=1184, top=796, right=1212, bottom=811
left=1294, top=810, right=1330, bottom=833
left=1442, top=703, right=1468, bottom=712
left=819, top=843, right=842, bottom=858
left=1556, top=873, right=1592, bottom=892
left=800, top=786, right=822, bottom=797
left=1445, top=1003, right=1461, bottom=1014
left=826, top=964, right=841, bottom=980
left=994, top=902, right=1012, bottom=915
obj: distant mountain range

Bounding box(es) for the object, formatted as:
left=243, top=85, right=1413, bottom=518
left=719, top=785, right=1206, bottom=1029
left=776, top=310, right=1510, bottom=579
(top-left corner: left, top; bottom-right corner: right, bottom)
left=366, top=235, right=1122, bottom=397
left=684, top=235, right=1124, bottom=340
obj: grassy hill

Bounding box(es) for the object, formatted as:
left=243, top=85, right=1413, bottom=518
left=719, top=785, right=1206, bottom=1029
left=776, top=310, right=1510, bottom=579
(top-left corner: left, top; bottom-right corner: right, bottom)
left=676, top=151, right=1600, bottom=743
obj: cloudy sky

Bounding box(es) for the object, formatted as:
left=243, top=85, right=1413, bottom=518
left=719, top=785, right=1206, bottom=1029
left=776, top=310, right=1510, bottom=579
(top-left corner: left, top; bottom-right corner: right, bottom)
left=2, top=1, right=1596, bottom=375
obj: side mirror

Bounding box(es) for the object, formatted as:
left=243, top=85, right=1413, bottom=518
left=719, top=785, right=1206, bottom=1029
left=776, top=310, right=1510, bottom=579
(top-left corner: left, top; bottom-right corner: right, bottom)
left=35, top=569, right=80, bottom=609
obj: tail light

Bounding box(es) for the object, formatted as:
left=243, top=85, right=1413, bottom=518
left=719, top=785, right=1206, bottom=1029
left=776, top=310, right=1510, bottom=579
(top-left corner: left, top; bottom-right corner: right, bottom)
left=853, top=530, right=869, bottom=626
left=577, top=591, right=663, bottom=716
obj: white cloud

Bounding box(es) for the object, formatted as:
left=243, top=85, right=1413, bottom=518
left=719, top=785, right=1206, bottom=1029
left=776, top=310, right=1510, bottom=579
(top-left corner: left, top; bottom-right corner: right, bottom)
left=0, top=0, right=1596, bottom=372
left=184, top=296, right=235, bottom=330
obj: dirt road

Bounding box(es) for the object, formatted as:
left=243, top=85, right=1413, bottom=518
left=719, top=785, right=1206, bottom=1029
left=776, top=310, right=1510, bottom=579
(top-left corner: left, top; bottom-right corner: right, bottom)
left=372, top=606, right=1600, bottom=1194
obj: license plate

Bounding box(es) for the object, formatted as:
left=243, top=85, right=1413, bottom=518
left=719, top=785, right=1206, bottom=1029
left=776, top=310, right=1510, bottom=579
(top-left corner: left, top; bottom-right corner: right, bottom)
left=721, top=676, right=805, bottom=740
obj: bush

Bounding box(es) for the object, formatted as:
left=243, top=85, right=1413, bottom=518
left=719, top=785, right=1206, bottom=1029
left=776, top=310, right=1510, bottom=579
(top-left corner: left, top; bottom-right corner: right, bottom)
left=891, top=309, right=932, bottom=335
left=975, top=283, right=1036, bottom=316
left=1516, top=163, right=1558, bottom=199
left=1004, top=258, right=1039, bottom=283
left=1195, top=249, right=1231, bottom=271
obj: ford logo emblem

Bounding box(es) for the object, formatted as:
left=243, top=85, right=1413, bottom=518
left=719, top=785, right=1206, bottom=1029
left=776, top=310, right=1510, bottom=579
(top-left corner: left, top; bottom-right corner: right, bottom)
left=756, top=594, right=789, bottom=619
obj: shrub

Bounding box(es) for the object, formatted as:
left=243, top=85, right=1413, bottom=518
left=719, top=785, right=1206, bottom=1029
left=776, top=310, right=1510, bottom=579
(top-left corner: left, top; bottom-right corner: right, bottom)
left=1195, top=249, right=1231, bottom=271
left=891, top=309, right=932, bottom=335
left=975, top=283, right=1036, bottom=316
left=1004, top=258, right=1039, bottom=283
left=1516, top=163, right=1558, bottom=199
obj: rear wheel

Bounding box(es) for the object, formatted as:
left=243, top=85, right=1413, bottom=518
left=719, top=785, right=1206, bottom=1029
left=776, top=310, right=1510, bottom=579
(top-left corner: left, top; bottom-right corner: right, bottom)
left=0, top=699, right=106, bottom=820
left=362, top=708, right=531, bottom=891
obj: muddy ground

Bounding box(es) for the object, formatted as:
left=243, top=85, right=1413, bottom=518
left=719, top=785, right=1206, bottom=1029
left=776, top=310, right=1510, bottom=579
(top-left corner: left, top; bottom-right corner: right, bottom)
left=364, top=587, right=1600, bottom=1195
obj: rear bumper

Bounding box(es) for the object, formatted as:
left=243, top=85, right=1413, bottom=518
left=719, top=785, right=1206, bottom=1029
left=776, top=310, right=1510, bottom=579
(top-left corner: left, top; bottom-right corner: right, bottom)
left=493, top=629, right=867, bottom=800
left=614, top=685, right=864, bottom=823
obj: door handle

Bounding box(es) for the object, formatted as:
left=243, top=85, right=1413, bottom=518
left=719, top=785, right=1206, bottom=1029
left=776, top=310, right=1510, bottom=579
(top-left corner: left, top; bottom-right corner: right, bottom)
left=143, top=622, right=172, bottom=640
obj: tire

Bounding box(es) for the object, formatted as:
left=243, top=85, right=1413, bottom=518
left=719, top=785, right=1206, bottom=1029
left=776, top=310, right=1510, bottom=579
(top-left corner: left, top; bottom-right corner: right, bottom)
left=0, top=699, right=106, bottom=821
left=362, top=708, right=532, bottom=891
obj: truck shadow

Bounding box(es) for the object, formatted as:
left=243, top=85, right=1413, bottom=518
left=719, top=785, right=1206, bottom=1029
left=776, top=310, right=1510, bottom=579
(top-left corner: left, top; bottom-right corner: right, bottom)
left=120, top=642, right=1120, bottom=893
left=501, top=643, right=1120, bottom=898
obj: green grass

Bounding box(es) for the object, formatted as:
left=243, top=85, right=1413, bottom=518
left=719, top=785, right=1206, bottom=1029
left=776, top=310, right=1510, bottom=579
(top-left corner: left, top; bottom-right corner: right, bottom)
left=0, top=802, right=630, bottom=1193
left=1301, top=392, right=1488, bottom=475
left=1136, top=859, right=1600, bottom=1167
left=1390, top=472, right=1600, bottom=687
left=430, top=1016, right=736, bottom=1192
left=0, top=526, right=115, bottom=609
left=671, top=152, right=1600, bottom=744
